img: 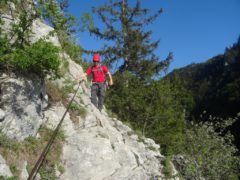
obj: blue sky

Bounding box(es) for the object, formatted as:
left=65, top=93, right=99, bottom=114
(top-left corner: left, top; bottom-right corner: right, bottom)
left=68, top=0, right=240, bottom=73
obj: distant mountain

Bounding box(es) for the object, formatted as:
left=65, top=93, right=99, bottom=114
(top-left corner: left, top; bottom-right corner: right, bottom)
left=166, top=38, right=240, bottom=148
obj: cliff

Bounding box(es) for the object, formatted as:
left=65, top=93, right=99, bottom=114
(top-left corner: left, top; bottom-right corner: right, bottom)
left=0, top=4, right=177, bottom=179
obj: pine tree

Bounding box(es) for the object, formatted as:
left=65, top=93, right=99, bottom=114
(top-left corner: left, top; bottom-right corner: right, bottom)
left=89, top=0, right=172, bottom=80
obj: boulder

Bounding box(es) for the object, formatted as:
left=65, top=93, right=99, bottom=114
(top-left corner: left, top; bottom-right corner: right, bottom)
left=0, top=73, right=48, bottom=140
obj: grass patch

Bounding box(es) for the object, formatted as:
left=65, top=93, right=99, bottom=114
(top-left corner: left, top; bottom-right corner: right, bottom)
left=46, top=80, right=64, bottom=103
left=162, top=155, right=173, bottom=178
left=70, top=103, right=87, bottom=117
left=9, top=164, right=18, bottom=177
left=68, top=102, right=87, bottom=126
left=46, top=78, right=77, bottom=104
left=147, top=145, right=158, bottom=152
left=59, top=59, right=69, bottom=76
left=0, top=176, right=18, bottom=180
left=55, top=162, right=65, bottom=174
left=61, top=78, right=75, bottom=99
left=0, top=2, right=9, bottom=14
left=0, top=126, right=65, bottom=179
left=39, top=166, right=56, bottom=180
left=46, top=79, right=79, bottom=107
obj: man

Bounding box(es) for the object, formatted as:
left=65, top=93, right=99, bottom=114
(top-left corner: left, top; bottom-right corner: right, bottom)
left=78, top=53, right=113, bottom=112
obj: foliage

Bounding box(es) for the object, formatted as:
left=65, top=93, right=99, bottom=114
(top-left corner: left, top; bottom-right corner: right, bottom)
left=70, top=102, right=87, bottom=115
left=177, top=119, right=240, bottom=180
left=39, top=166, right=56, bottom=180
left=166, top=39, right=240, bottom=149
left=0, top=0, right=86, bottom=77
left=36, top=0, right=85, bottom=64
left=11, top=39, right=61, bottom=77
left=58, top=58, right=69, bottom=76
left=9, top=164, right=18, bottom=177
left=162, top=155, right=173, bottom=178
left=69, top=102, right=87, bottom=123
left=0, top=0, right=61, bottom=78
left=107, top=55, right=240, bottom=178
left=0, top=133, right=19, bottom=152
left=167, top=39, right=240, bottom=119
left=0, top=32, right=11, bottom=64
left=1, top=0, right=38, bottom=48
left=46, top=78, right=79, bottom=104
left=0, top=176, right=17, bottom=180
left=80, top=13, right=94, bottom=32
left=46, top=80, right=64, bottom=103
left=89, top=0, right=172, bottom=80
left=107, top=72, right=186, bottom=154
left=0, top=36, right=61, bottom=78
left=0, top=0, right=9, bottom=13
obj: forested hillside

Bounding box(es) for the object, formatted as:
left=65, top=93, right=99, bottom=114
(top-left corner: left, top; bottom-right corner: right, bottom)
left=167, top=38, right=240, bottom=118
left=166, top=38, right=240, bottom=149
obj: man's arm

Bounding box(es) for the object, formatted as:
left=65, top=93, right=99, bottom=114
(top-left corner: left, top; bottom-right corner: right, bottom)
left=107, top=72, right=113, bottom=86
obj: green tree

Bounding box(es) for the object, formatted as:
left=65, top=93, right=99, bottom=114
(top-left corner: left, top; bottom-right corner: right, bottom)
left=107, top=75, right=186, bottom=154
left=89, top=0, right=172, bottom=80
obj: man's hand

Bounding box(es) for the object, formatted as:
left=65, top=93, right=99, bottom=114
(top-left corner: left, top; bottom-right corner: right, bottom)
left=75, top=76, right=82, bottom=82
left=76, top=73, right=87, bottom=82
left=109, top=80, right=113, bottom=86
left=107, top=72, right=113, bottom=86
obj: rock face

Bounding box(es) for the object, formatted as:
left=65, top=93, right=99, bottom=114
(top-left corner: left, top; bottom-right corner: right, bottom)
left=1, top=2, right=60, bottom=47
left=30, top=19, right=61, bottom=46
left=0, top=154, right=13, bottom=178
left=44, top=104, right=164, bottom=180
left=0, top=10, right=59, bottom=140
left=42, top=58, right=168, bottom=179
left=0, top=9, right=178, bottom=180
left=0, top=73, right=48, bottom=140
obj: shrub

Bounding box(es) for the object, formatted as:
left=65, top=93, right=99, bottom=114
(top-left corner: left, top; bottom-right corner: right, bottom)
left=59, top=59, right=69, bottom=76
left=0, top=32, right=11, bottom=69
left=11, top=39, right=61, bottom=78
left=178, top=120, right=240, bottom=180
left=69, top=102, right=87, bottom=119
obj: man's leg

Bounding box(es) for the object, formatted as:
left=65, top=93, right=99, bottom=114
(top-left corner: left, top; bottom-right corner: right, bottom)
left=91, top=83, right=98, bottom=108
left=98, top=83, right=106, bottom=112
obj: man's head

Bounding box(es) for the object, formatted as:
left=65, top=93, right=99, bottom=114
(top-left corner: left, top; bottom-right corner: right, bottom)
left=93, top=53, right=100, bottom=63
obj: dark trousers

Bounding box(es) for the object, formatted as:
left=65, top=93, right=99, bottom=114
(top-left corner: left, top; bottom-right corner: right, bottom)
left=91, top=82, right=106, bottom=111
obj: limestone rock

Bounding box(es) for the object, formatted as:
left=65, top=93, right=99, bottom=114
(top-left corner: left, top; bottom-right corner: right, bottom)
left=0, top=154, right=13, bottom=178
left=20, top=161, right=29, bottom=180
left=0, top=73, right=48, bottom=140
left=31, top=19, right=61, bottom=46
left=43, top=101, right=167, bottom=179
